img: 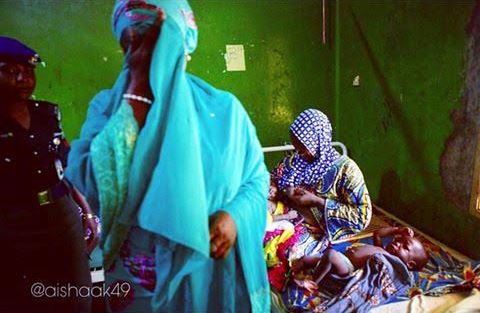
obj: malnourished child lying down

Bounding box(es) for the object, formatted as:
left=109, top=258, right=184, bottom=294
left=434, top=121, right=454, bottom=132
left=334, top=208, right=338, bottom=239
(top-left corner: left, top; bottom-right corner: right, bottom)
left=292, top=226, right=429, bottom=292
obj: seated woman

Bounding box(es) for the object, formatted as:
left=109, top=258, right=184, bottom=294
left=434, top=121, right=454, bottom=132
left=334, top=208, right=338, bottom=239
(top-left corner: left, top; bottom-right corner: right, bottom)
left=270, top=109, right=372, bottom=268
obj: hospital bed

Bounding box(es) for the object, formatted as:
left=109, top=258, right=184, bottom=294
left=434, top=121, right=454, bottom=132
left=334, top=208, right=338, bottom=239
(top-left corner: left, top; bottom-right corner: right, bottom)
left=262, top=143, right=478, bottom=312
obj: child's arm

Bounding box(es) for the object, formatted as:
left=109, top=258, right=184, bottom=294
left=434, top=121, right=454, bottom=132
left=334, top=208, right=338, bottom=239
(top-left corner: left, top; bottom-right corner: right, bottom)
left=373, top=226, right=414, bottom=247
left=272, top=210, right=298, bottom=222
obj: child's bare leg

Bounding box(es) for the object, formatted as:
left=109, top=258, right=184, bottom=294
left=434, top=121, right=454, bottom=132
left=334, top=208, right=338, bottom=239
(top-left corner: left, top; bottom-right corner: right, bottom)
left=313, top=249, right=351, bottom=284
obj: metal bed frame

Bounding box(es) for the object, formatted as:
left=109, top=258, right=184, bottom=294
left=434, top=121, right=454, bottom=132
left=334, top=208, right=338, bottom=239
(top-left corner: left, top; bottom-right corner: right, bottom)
left=262, top=142, right=348, bottom=157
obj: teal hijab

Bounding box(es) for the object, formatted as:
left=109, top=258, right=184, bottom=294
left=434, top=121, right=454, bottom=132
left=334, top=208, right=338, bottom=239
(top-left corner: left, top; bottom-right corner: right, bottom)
left=67, top=1, right=270, bottom=311
left=111, top=0, right=210, bottom=259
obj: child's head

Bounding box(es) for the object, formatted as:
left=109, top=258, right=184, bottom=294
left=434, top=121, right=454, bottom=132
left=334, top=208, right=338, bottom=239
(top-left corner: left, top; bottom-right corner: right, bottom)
left=268, top=182, right=278, bottom=201
left=385, top=236, right=429, bottom=271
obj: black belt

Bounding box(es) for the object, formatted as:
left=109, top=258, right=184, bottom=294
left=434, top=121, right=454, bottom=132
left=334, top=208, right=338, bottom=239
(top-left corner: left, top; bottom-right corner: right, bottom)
left=3, top=180, right=70, bottom=207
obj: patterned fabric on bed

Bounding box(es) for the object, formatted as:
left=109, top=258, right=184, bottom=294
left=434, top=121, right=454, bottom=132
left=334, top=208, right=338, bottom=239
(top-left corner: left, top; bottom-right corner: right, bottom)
left=282, top=253, right=412, bottom=313
left=278, top=209, right=480, bottom=312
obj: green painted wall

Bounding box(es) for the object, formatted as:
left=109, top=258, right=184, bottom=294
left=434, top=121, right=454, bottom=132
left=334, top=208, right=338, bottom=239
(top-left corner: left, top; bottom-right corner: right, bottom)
left=334, top=0, right=480, bottom=258
left=0, top=0, right=334, bottom=169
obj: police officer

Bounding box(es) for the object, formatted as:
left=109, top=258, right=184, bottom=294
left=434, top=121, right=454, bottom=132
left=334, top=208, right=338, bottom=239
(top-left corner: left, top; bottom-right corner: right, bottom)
left=0, top=36, right=95, bottom=313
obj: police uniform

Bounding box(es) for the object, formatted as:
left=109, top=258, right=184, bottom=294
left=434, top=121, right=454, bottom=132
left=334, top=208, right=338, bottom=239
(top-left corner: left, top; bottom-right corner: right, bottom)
left=0, top=36, right=91, bottom=313
left=0, top=100, right=69, bottom=205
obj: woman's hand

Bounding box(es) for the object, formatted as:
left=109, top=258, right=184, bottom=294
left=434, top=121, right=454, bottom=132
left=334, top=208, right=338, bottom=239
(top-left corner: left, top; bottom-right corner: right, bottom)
left=123, top=9, right=165, bottom=91
left=71, top=186, right=100, bottom=254
left=82, top=212, right=100, bottom=255
left=288, top=187, right=324, bottom=209
left=209, top=211, right=237, bottom=260
left=283, top=188, right=326, bottom=226
left=121, top=9, right=165, bottom=126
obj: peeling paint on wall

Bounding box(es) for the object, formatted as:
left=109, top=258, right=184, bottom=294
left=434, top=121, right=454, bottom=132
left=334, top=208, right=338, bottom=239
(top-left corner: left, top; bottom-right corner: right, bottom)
left=440, top=1, right=480, bottom=211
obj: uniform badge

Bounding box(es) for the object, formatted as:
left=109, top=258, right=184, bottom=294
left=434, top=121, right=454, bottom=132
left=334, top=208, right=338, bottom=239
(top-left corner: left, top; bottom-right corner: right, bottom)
left=53, top=137, right=61, bottom=146
left=54, top=159, right=64, bottom=180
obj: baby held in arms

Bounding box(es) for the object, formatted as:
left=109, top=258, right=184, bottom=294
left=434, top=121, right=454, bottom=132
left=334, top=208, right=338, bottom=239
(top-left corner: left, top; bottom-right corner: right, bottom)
left=292, top=227, right=429, bottom=291
left=266, top=181, right=299, bottom=231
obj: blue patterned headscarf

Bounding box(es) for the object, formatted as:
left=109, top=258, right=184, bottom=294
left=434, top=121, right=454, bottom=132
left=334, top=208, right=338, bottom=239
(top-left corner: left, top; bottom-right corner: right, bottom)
left=278, top=109, right=340, bottom=189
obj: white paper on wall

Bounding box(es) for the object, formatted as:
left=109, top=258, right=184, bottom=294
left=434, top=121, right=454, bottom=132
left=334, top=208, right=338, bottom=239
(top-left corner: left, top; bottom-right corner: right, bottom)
left=225, top=44, right=246, bottom=71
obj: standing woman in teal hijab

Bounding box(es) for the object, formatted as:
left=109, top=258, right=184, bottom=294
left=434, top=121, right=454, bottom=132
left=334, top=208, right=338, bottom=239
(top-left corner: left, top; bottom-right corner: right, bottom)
left=66, top=0, right=270, bottom=312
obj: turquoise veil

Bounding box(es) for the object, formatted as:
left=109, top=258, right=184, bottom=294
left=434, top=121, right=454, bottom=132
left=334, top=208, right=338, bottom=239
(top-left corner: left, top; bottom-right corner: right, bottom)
left=66, top=0, right=270, bottom=311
